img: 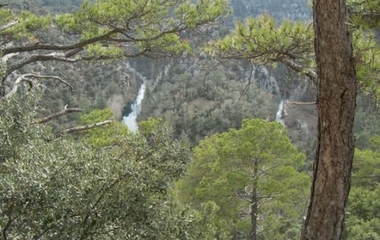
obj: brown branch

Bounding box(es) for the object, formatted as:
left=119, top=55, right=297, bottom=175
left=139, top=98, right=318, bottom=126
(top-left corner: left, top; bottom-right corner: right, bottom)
left=5, top=48, right=148, bottom=79
left=109, top=25, right=182, bottom=43
left=220, top=51, right=272, bottom=62
left=277, top=57, right=317, bottom=84
left=220, top=53, right=317, bottom=85
left=54, top=120, right=113, bottom=138
left=6, top=53, right=83, bottom=77
left=3, top=22, right=182, bottom=56
left=2, top=29, right=119, bottom=55
left=35, top=107, right=82, bottom=124
left=352, top=175, right=380, bottom=179
left=2, top=204, right=16, bottom=240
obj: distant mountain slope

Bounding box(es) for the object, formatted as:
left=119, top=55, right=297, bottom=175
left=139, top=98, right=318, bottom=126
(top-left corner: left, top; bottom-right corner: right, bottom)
left=230, top=0, right=311, bottom=21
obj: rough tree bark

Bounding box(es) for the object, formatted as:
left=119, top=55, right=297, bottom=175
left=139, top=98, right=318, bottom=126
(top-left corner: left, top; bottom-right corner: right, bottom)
left=250, top=159, right=258, bottom=240
left=301, top=0, right=357, bottom=239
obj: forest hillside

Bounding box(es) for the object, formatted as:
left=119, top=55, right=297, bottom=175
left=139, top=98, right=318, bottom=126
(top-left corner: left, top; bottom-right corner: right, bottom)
left=1, top=0, right=380, bottom=239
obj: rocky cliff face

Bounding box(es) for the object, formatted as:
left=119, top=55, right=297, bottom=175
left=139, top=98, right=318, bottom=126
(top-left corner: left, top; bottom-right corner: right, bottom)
left=109, top=0, right=318, bottom=162
left=229, top=0, right=317, bottom=160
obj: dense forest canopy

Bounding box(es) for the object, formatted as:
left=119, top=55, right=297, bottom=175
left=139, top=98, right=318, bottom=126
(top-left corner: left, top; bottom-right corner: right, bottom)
left=1, top=0, right=380, bottom=239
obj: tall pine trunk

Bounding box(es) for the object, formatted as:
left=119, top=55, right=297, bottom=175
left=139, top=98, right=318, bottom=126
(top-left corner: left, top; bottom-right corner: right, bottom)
left=250, top=159, right=258, bottom=240
left=301, top=0, right=357, bottom=239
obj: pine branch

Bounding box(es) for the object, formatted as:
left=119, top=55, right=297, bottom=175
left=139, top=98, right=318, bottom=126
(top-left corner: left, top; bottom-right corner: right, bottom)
left=2, top=29, right=119, bottom=55
left=278, top=57, right=317, bottom=84
left=4, top=49, right=148, bottom=80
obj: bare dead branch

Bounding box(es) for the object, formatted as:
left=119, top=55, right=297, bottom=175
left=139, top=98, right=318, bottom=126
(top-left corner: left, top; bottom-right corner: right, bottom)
left=290, top=101, right=317, bottom=105
left=54, top=120, right=113, bottom=138
left=352, top=175, right=380, bottom=179
left=35, top=107, right=82, bottom=124
left=2, top=52, right=19, bottom=64
left=5, top=73, right=73, bottom=98
left=0, top=19, right=19, bottom=31
left=31, top=74, right=73, bottom=91
left=5, top=74, right=35, bottom=98
left=51, top=76, right=73, bottom=91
